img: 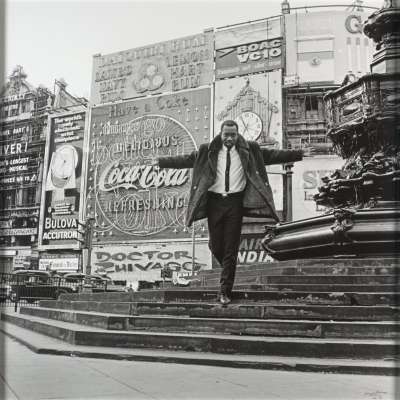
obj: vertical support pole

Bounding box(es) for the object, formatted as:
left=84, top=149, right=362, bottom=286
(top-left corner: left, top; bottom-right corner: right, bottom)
left=284, top=163, right=294, bottom=222
left=85, top=218, right=94, bottom=276
left=191, top=222, right=196, bottom=277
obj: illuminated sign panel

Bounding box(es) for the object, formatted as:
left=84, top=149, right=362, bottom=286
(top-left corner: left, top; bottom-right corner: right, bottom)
left=39, top=110, right=87, bottom=249
left=284, top=10, right=375, bottom=84
left=85, top=88, right=211, bottom=242
left=0, top=124, right=40, bottom=186
left=214, top=72, right=283, bottom=210
left=292, top=156, right=344, bottom=220
left=91, top=241, right=211, bottom=282
left=214, top=72, right=282, bottom=148
left=38, top=255, right=79, bottom=272
left=215, top=18, right=281, bottom=49
left=216, top=37, right=283, bottom=79
left=90, top=32, right=214, bottom=105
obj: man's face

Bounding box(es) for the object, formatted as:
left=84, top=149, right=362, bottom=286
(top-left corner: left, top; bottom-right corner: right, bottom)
left=221, top=125, right=238, bottom=149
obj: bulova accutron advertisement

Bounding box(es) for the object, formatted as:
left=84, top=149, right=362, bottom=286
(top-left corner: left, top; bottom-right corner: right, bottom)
left=38, top=110, right=87, bottom=249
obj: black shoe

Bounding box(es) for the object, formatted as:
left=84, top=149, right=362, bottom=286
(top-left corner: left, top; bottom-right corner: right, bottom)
left=219, top=294, right=231, bottom=305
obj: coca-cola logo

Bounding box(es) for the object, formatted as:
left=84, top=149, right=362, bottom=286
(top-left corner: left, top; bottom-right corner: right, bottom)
left=88, top=115, right=196, bottom=237
left=98, top=162, right=188, bottom=192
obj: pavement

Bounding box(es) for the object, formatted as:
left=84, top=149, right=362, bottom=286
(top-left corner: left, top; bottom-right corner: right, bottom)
left=0, top=327, right=397, bottom=400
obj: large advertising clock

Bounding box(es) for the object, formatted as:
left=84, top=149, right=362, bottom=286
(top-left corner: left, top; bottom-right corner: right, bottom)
left=235, top=111, right=263, bottom=141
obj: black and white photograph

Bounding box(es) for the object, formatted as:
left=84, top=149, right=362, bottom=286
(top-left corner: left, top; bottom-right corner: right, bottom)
left=0, top=0, right=398, bottom=399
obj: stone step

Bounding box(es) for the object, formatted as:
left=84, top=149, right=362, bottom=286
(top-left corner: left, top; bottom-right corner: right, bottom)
left=195, top=258, right=399, bottom=279
left=19, top=307, right=400, bottom=340
left=1, top=320, right=397, bottom=376
left=231, top=258, right=399, bottom=269
left=59, top=289, right=399, bottom=306
left=196, top=266, right=399, bottom=281
left=39, top=300, right=400, bottom=322
left=196, top=274, right=399, bottom=286
left=1, top=312, right=397, bottom=360
left=187, top=283, right=399, bottom=293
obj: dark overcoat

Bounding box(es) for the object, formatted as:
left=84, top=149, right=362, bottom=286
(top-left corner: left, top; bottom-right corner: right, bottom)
left=158, top=134, right=303, bottom=226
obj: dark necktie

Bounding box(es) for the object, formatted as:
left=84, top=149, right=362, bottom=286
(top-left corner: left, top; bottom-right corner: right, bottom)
left=225, top=148, right=231, bottom=193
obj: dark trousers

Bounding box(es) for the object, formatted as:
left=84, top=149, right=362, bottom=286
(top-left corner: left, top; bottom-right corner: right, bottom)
left=207, top=192, right=244, bottom=297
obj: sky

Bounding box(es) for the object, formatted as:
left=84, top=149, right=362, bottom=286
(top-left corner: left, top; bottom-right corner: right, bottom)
left=4, top=0, right=383, bottom=99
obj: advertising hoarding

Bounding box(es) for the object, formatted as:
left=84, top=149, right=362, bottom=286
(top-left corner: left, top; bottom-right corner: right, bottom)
left=38, top=254, right=80, bottom=272
left=214, top=72, right=282, bottom=146
left=214, top=72, right=283, bottom=210
left=211, top=233, right=274, bottom=268
left=216, top=37, right=283, bottom=79
left=38, top=109, right=87, bottom=250
left=215, top=18, right=281, bottom=49
left=292, top=155, right=343, bottom=220
left=91, top=31, right=214, bottom=105
left=85, top=88, right=211, bottom=243
left=91, top=240, right=211, bottom=282
left=237, top=233, right=273, bottom=266
left=0, top=123, right=40, bottom=187
left=284, top=10, right=375, bottom=85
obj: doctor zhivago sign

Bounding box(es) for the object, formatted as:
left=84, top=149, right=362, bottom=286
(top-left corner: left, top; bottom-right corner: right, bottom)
left=85, top=89, right=211, bottom=242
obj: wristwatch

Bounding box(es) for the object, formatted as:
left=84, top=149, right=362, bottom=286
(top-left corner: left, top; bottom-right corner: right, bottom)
left=50, top=145, right=78, bottom=188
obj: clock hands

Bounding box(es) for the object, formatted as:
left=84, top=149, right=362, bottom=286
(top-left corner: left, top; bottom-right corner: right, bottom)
left=239, top=114, right=248, bottom=133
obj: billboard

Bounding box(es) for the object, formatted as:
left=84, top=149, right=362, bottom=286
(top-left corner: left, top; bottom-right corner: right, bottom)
left=284, top=10, right=375, bottom=84
left=91, top=240, right=211, bottom=282
left=237, top=233, right=273, bottom=266
left=214, top=72, right=282, bottom=146
left=0, top=123, right=40, bottom=187
left=38, top=254, right=80, bottom=272
left=215, top=18, right=281, bottom=49
left=292, top=155, right=343, bottom=220
left=216, top=37, right=283, bottom=79
left=85, top=88, right=211, bottom=243
left=91, top=31, right=214, bottom=105
left=38, top=109, right=87, bottom=250
left=214, top=72, right=283, bottom=210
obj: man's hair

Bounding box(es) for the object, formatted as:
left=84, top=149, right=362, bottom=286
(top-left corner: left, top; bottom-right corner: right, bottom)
left=220, top=120, right=238, bottom=132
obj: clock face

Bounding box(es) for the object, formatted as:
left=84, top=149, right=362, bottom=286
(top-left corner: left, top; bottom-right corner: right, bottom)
left=50, top=146, right=77, bottom=188
left=235, top=111, right=263, bottom=141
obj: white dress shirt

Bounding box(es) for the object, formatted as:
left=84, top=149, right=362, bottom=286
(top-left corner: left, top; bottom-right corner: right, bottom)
left=208, top=145, right=246, bottom=194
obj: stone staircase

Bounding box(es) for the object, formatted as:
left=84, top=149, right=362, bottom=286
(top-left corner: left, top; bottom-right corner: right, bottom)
left=1, top=257, right=399, bottom=375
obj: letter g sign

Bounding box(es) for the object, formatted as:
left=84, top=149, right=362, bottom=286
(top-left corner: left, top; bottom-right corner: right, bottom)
left=345, top=15, right=363, bottom=34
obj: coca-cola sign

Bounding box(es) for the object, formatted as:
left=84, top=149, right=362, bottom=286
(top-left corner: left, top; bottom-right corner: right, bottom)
left=87, top=114, right=196, bottom=239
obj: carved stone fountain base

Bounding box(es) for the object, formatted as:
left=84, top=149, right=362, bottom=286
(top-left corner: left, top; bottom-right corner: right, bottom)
left=262, top=202, right=400, bottom=261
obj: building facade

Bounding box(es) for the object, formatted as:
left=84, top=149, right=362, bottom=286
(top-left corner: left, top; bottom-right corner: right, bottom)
left=0, top=67, right=86, bottom=272
left=0, top=67, right=53, bottom=272
left=284, top=7, right=375, bottom=154
left=282, top=4, right=377, bottom=219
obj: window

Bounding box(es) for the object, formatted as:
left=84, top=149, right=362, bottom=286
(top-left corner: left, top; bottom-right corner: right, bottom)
left=1, top=190, right=16, bottom=209
left=287, top=97, right=303, bottom=120
left=21, top=187, right=37, bottom=206
left=305, top=96, right=318, bottom=112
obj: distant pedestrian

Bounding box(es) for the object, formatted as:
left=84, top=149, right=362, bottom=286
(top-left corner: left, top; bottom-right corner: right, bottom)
left=155, top=120, right=303, bottom=305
